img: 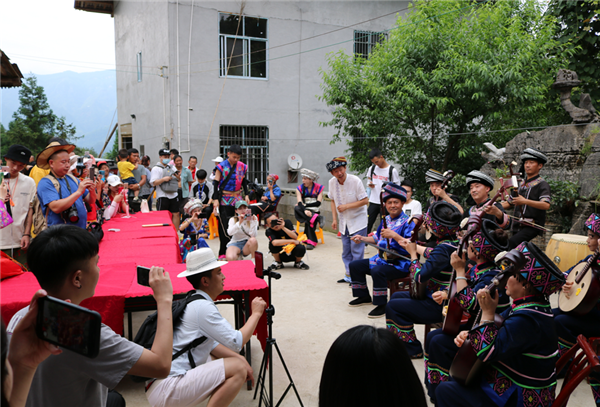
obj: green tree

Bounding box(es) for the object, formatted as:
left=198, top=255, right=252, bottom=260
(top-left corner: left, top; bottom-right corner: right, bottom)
left=319, top=0, right=573, bottom=188
left=548, top=0, right=600, bottom=105
left=105, top=130, right=119, bottom=160
left=0, top=76, right=81, bottom=158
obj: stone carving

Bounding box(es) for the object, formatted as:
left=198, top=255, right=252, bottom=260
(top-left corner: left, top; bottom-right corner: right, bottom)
left=552, top=69, right=599, bottom=123
left=481, top=142, right=505, bottom=163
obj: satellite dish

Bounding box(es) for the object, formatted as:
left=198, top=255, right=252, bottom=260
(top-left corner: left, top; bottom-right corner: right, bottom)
left=287, top=154, right=302, bottom=170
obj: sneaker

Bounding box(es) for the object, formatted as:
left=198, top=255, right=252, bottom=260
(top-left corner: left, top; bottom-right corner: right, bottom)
left=348, top=296, right=372, bottom=307
left=132, top=196, right=141, bottom=203
left=336, top=231, right=342, bottom=239
left=270, top=261, right=284, bottom=270
left=337, top=278, right=351, bottom=284
left=294, top=261, right=310, bottom=270
left=306, top=244, right=314, bottom=251
left=367, top=304, right=386, bottom=318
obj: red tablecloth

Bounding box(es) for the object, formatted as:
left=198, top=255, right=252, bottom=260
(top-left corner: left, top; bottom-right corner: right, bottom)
left=101, top=211, right=179, bottom=241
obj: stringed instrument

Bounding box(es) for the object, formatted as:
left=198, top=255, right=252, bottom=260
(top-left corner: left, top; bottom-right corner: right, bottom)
left=558, top=248, right=600, bottom=316
left=442, top=178, right=514, bottom=336
left=434, top=170, right=456, bottom=202
left=407, top=215, right=427, bottom=300
left=449, top=249, right=526, bottom=386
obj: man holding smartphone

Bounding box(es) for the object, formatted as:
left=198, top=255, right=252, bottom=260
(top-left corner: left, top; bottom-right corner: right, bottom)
left=264, top=212, right=310, bottom=269
left=8, top=225, right=175, bottom=407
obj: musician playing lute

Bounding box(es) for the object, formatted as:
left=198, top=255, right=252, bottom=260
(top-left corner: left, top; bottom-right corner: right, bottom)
left=553, top=213, right=600, bottom=407
left=424, top=220, right=510, bottom=403
left=348, top=183, right=415, bottom=318
left=438, top=241, right=565, bottom=407
left=386, top=201, right=462, bottom=359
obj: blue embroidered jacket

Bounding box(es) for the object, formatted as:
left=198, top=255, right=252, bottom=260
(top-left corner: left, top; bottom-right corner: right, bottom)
left=370, top=212, right=415, bottom=271
left=468, top=295, right=558, bottom=407
left=411, top=239, right=457, bottom=299
left=456, top=262, right=511, bottom=315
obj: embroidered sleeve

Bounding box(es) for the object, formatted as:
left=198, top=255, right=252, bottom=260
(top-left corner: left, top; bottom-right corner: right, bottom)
left=539, top=181, right=551, bottom=204
left=424, top=247, right=434, bottom=259
left=415, top=246, right=451, bottom=283
left=456, top=287, right=477, bottom=312
left=410, top=259, right=423, bottom=283
left=468, top=322, right=499, bottom=359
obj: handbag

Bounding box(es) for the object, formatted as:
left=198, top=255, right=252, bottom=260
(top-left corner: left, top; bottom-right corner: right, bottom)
left=0, top=201, right=13, bottom=229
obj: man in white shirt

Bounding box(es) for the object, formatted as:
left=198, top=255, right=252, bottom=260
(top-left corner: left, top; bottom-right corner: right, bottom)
left=1, top=145, right=36, bottom=265
left=366, top=148, right=400, bottom=233
left=146, top=248, right=267, bottom=407
left=327, top=156, right=368, bottom=284
left=400, top=180, right=422, bottom=218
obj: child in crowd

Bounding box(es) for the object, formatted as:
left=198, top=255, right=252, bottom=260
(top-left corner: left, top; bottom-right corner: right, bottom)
left=179, top=199, right=210, bottom=261
left=226, top=200, right=258, bottom=261
left=117, top=149, right=140, bottom=202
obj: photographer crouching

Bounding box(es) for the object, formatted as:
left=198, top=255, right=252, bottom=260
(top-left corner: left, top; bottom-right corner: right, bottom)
left=36, top=141, right=96, bottom=229
left=264, top=212, right=310, bottom=270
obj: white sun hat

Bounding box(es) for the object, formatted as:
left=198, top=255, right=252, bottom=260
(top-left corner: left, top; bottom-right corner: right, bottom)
left=106, top=174, right=123, bottom=187
left=177, top=248, right=228, bottom=278
left=211, top=156, right=224, bottom=163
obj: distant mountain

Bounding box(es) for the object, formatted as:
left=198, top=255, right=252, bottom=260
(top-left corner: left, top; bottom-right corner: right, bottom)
left=1, top=70, right=117, bottom=153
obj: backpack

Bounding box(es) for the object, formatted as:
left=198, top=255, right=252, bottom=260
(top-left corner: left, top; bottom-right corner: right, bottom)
left=368, top=164, right=395, bottom=185
left=130, top=290, right=208, bottom=382
left=32, top=173, right=79, bottom=235
left=155, top=163, right=179, bottom=193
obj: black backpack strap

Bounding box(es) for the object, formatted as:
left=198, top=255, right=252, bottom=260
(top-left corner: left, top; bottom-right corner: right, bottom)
left=369, top=164, right=375, bottom=180
left=389, top=165, right=394, bottom=183
left=171, top=291, right=208, bottom=367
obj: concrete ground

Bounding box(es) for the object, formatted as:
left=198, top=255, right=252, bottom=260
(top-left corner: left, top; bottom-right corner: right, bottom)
left=116, top=229, right=594, bottom=407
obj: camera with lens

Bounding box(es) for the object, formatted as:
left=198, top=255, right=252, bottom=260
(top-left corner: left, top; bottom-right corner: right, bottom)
left=62, top=206, right=80, bottom=223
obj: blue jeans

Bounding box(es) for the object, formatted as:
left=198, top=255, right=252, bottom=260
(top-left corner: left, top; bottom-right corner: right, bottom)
left=340, top=226, right=366, bottom=281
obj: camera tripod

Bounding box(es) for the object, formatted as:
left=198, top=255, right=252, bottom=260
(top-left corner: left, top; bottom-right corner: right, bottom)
left=253, top=265, right=304, bottom=407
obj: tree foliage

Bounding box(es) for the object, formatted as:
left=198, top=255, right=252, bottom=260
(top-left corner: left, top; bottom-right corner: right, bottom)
left=0, top=76, right=82, bottom=158
left=319, top=0, right=573, bottom=188
left=548, top=0, right=600, bottom=105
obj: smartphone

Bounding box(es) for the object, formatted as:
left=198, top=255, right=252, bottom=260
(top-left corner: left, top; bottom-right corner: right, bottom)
left=137, top=266, right=151, bottom=287
left=255, top=251, right=264, bottom=278
left=36, top=296, right=101, bottom=358
left=89, top=167, right=95, bottom=180
left=245, top=209, right=252, bottom=216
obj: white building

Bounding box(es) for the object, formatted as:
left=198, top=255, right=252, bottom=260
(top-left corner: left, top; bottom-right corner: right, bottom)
left=76, top=0, right=407, bottom=188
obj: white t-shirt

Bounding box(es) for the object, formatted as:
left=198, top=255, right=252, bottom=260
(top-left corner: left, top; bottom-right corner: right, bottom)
left=150, top=162, right=177, bottom=199
left=368, top=165, right=400, bottom=204
left=227, top=216, right=258, bottom=243
left=0, top=173, right=36, bottom=249
left=170, top=290, right=243, bottom=376
left=8, top=307, right=143, bottom=407
left=403, top=199, right=423, bottom=218
left=328, top=173, right=368, bottom=235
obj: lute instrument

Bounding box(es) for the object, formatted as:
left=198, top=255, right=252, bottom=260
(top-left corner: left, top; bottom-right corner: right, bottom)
left=407, top=215, right=427, bottom=300
left=558, top=248, right=600, bottom=316
left=442, top=178, right=514, bottom=336
left=449, top=249, right=526, bottom=386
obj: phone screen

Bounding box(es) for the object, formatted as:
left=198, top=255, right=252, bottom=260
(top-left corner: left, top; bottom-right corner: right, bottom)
left=36, top=296, right=101, bottom=358
left=255, top=251, right=264, bottom=278
left=137, top=266, right=151, bottom=287
left=89, top=168, right=95, bottom=180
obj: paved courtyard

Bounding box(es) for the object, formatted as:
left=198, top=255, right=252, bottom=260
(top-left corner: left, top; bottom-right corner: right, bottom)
left=116, top=229, right=593, bottom=407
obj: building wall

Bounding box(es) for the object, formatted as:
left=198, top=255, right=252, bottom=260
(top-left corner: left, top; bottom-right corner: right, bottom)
left=114, top=0, right=408, bottom=189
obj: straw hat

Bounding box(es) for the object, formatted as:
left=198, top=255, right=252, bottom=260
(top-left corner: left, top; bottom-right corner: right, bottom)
left=177, top=248, right=227, bottom=278
left=36, top=141, right=76, bottom=170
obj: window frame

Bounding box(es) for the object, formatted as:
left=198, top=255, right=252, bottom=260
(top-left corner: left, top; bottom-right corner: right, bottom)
left=218, top=12, right=269, bottom=80
left=353, top=30, right=387, bottom=60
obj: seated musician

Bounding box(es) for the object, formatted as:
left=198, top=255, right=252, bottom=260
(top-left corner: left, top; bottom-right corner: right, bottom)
left=424, top=169, right=464, bottom=214
left=464, top=170, right=509, bottom=228
left=294, top=168, right=324, bottom=250
left=424, top=219, right=510, bottom=403
left=502, top=148, right=551, bottom=249
left=436, top=241, right=565, bottom=407
left=386, top=201, right=462, bottom=358
left=348, top=183, right=415, bottom=318
left=553, top=213, right=600, bottom=407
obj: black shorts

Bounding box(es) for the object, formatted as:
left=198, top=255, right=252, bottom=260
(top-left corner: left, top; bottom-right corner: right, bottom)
left=156, top=196, right=179, bottom=213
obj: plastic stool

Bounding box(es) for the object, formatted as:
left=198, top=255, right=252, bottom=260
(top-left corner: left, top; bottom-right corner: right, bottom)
left=296, top=221, right=325, bottom=244
left=208, top=214, right=219, bottom=240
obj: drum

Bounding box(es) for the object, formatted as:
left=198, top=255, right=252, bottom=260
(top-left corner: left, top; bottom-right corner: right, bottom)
left=546, top=234, right=590, bottom=272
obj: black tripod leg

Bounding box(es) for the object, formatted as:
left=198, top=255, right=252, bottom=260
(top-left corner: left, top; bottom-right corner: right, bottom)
left=254, top=340, right=271, bottom=407
left=273, top=341, right=304, bottom=407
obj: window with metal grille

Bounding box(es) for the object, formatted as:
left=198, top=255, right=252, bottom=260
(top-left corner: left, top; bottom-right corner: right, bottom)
left=354, top=30, right=387, bottom=59
left=219, top=125, right=269, bottom=184
left=219, top=12, right=268, bottom=79
left=121, top=135, right=133, bottom=150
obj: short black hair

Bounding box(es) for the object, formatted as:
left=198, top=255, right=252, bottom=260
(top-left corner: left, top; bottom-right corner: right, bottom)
left=186, top=269, right=213, bottom=289
left=189, top=156, right=197, bottom=161
left=264, top=212, right=278, bottom=226
left=369, top=148, right=383, bottom=160
left=118, top=149, right=129, bottom=159
left=196, top=169, right=207, bottom=180
left=319, top=325, right=427, bottom=407
left=170, top=148, right=179, bottom=155
left=128, top=148, right=139, bottom=155
left=228, top=144, right=243, bottom=155
left=28, top=225, right=99, bottom=292
left=400, top=180, right=414, bottom=190
left=173, top=154, right=182, bottom=162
